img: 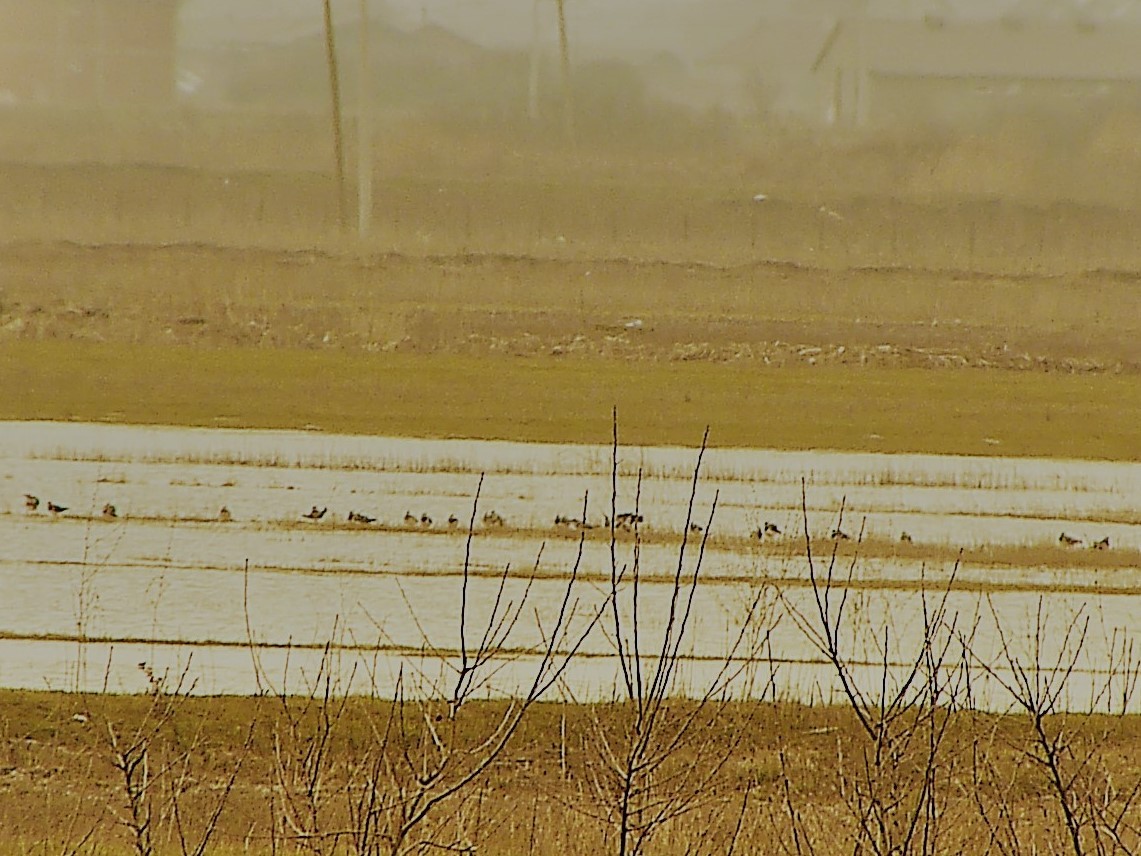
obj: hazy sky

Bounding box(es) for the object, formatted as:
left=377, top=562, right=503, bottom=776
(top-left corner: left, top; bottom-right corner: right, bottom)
left=180, top=0, right=1138, bottom=53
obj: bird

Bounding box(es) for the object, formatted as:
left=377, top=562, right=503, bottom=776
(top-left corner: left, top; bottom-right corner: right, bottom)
left=218, top=506, right=232, bottom=523
left=482, top=510, right=506, bottom=527
left=24, top=494, right=39, bottom=512
left=1059, top=532, right=1082, bottom=547
left=831, top=528, right=850, bottom=541
left=899, top=531, right=913, bottom=543
left=447, top=514, right=459, bottom=529
left=303, top=506, right=327, bottom=520
left=608, top=512, right=643, bottom=531
left=420, top=513, right=433, bottom=528
left=1092, top=537, right=1110, bottom=551
left=47, top=501, right=68, bottom=515
left=404, top=511, right=418, bottom=526
left=764, top=522, right=782, bottom=536
left=688, top=522, right=704, bottom=535
left=101, top=503, right=117, bottom=519
left=348, top=511, right=376, bottom=524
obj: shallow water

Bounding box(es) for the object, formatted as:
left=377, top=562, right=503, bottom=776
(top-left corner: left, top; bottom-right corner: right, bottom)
left=3, top=421, right=1140, bottom=709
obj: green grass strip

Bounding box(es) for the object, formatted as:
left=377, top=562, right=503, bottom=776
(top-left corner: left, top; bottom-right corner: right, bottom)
left=2, top=341, right=1138, bottom=460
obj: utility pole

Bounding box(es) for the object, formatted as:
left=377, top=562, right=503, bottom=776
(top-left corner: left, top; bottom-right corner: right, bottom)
left=853, top=3, right=869, bottom=128
left=323, top=0, right=348, bottom=230
left=527, top=0, right=542, bottom=122
left=358, top=0, right=373, bottom=238
left=555, top=0, right=573, bottom=140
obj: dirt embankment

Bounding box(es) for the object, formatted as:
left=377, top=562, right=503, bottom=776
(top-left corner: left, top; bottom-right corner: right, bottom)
left=2, top=242, right=1138, bottom=375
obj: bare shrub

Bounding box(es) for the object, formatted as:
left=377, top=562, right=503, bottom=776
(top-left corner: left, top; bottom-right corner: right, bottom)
left=90, top=658, right=252, bottom=856
left=248, top=475, right=604, bottom=856
left=968, top=599, right=1141, bottom=855
left=778, top=484, right=972, bottom=856
left=570, top=413, right=776, bottom=856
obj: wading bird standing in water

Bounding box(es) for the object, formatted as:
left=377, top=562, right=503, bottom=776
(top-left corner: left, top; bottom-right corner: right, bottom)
left=556, top=515, right=592, bottom=531
left=606, top=512, right=643, bottom=531
left=102, top=503, right=117, bottom=519
left=303, top=506, right=327, bottom=520
left=1059, top=532, right=1082, bottom=547
left=755, top=521, right=782, bottom=540
left=47, top=501, right=68, bottom=516
left=24, top=494, right=39, bottom=512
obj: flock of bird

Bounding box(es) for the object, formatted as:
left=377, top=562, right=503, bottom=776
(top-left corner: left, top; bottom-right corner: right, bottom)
left=305, top=505, right=488, bottom=530
left=20, top=493, right=1111, bottom=550
left=1060, top=531, right=1112, bottom=550
left=24, top=494, right=87, bottom=517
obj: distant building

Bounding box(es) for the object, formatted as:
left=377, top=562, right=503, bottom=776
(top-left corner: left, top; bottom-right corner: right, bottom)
left=709, top=12, right=1141, bottom=127
left=813, top=16, right=1141, bottom=128
left=0, top=0, right=180, bottom=107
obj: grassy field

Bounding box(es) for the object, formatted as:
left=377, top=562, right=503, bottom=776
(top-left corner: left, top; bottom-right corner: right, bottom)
left=2, top=340, right=1139, bottom=459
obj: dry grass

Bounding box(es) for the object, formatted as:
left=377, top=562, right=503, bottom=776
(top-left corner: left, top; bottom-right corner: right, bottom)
left=2, top=242, right=1138, bottom=364
left=2, top=691, right=1141, bottom=856
left=1, top=109, right=1140, bottom=264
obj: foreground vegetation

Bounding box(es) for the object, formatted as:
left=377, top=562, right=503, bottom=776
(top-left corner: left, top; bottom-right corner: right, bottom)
left=4, top=687, right=1141, bottom=856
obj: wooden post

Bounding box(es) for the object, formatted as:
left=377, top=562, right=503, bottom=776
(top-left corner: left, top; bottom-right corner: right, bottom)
left=323, top=0, right=348, bottom=230
left=555, top=0, right=573, bottom=140
left=358, top=0, right=373, bottom=238
left=527, top=0, right=542, bottom=121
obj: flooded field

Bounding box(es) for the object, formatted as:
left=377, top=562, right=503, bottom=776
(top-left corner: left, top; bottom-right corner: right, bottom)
left=2, top=421, right=1140, bottom=709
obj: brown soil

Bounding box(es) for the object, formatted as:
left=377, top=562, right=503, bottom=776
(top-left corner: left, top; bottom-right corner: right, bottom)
left=2, top=239, right=1139, bottom=375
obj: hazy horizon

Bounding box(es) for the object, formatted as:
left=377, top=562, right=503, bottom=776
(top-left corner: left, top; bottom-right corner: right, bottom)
left=179, top=0, right=1141, bottom=53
